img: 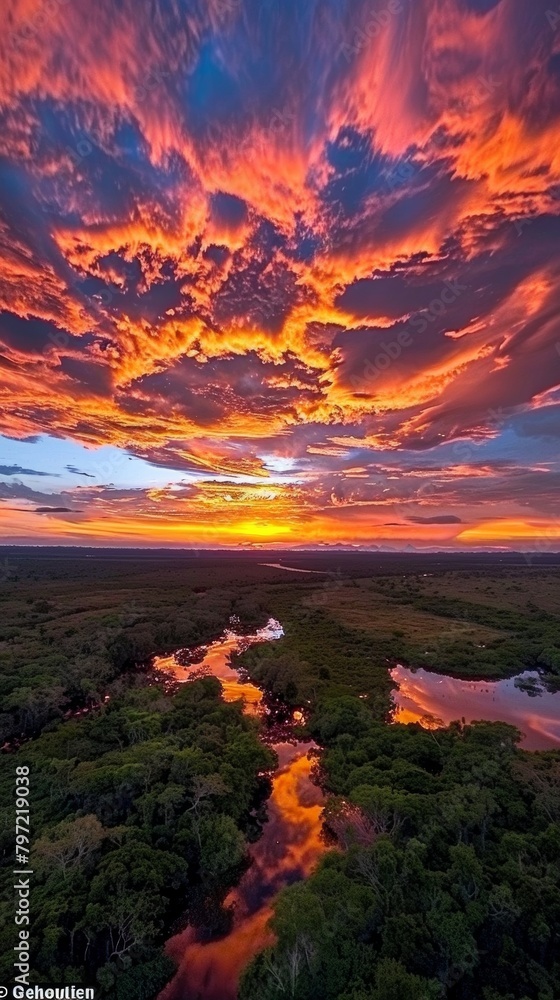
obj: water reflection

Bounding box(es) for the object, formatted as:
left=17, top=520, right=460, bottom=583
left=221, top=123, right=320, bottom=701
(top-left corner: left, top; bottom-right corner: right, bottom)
left=155, top=620, right=328, bottom=1000
left=153, top=619, right=283, bottom=716
left=162, top=743, right=324, bottom=1000
left=391, top=665, right=560, bottom=750
left=260, top=563, right=325, bottom=575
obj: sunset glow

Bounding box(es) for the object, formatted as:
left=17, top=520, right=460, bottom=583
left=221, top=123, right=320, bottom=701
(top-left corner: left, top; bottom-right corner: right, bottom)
left=1, top=0, right=559, bottom=548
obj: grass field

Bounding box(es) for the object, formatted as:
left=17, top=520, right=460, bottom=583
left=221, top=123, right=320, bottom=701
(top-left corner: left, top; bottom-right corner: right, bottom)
left=305, top=582, right=506, bottom=648
left=410, top=569, right=560, bottom=615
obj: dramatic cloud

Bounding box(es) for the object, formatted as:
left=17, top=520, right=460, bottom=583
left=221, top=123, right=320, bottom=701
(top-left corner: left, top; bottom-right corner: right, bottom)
left=0, top=0, right=559, bottom=547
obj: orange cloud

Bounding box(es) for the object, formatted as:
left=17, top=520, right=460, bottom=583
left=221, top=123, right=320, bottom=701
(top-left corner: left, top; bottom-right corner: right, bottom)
left=0, top=0, right=559, bottom=545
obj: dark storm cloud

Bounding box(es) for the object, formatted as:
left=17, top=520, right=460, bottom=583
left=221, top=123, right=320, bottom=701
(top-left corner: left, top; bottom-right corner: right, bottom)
left=126, top=352, right=321, bottom=430
left=0, top=311, right=86, bottom=357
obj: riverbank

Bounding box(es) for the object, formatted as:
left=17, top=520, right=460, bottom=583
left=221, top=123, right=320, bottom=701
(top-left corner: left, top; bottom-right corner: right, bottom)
left=390, top=663, right=560, bottom=749
left=152, top=620, right=329, bottom=1000
left=154, top=610, right=560, bottom=1000
left=240, top=687, right=560, bottom=1000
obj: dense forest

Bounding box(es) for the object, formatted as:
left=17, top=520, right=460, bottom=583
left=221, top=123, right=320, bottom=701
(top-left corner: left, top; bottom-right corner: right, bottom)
left=241, top=714, right=560, bottom=1000
left=1, top=550, right=559, bottom=999
left=0, top=675, right=274, bottom=997
left=0, top=552, right=277, bottom=996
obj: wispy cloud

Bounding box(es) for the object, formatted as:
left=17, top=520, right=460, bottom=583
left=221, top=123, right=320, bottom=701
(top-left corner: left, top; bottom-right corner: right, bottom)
left=0, top=464, right=57, bottom=477
left=65, top=464, right=95, bottom=478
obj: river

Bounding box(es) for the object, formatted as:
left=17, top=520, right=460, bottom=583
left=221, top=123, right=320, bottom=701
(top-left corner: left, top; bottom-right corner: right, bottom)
left=155, top=620, right=328, bottom=1000
left=154, top=622, right=560, bottom=1000
left=259, top=563, right=326, bottom=574
left=391, top=664, right=560, bottom=749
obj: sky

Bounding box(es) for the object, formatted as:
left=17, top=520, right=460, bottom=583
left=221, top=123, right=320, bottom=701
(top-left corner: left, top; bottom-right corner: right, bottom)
left=1, top=0, right=560, bottom=549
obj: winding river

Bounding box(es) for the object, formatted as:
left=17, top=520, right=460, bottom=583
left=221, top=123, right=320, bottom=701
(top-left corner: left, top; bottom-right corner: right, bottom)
left=154, top=620, right=560, bottom=1000
left=155, top=620, right=327, bottom=1000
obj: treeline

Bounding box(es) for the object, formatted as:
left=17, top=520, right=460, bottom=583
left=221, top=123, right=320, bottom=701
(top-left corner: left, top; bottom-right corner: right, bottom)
left=236, top=572, right=560, bottom=707
left=0, top=567, right=271, bottom=745
left=235, top=606, right=394, bottom=720
left=371, top=576, right=560, bottom=679
left=0, top=677, right=274, bottom=998
left=0, top=556, right=280, bottom=997
left=241, top=705, right=560, bottom=1000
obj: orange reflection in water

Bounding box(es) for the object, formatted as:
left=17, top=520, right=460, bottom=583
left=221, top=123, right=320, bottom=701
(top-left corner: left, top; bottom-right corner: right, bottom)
left=161, top=742, right=325, bottom=1000
left=155, top=622, right=328, bottom=1000
left=167, top=908, right=274, bottom=1000
left=153, top=626, right=277, bottom=715
left=155, top=637, right=257, bottom=687
left=391, top=665, right=560, bottom=750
